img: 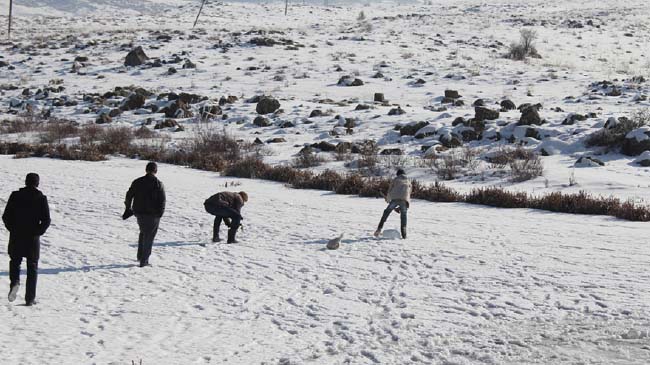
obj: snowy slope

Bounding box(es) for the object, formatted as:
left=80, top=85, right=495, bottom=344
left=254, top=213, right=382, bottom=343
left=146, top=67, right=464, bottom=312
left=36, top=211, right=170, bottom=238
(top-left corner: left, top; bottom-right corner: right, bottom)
left=0, top=156, right=648, bottom=364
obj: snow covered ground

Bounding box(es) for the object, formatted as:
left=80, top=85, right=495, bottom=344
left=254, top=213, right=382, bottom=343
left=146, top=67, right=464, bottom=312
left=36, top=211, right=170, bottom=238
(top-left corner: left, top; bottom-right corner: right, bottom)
left=0, top=156, right=649, bottom=364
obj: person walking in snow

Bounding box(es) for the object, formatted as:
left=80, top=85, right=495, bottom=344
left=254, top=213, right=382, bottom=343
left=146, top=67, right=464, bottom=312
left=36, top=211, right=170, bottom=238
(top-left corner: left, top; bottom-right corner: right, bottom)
left=204, top=191, right=248, bottom=244
left=374, top=168, right=411, bottom=239
left=124, top=162, right=166, bottom=267
left=2, top=173, right=51, bottom=306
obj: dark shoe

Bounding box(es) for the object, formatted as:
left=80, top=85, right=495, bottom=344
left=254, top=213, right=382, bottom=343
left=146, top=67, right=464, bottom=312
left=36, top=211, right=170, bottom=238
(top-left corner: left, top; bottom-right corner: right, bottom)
left=401, top=226, right=407, bottom=239
left=8, top=284, right=19, bottom=302
left=25, top=300, right=36, bottom=306
left=139, top=261, right=151, bottom=268
left=212, top=236, right=221, bottom=243
left=226, top=238, right=238, bottom=244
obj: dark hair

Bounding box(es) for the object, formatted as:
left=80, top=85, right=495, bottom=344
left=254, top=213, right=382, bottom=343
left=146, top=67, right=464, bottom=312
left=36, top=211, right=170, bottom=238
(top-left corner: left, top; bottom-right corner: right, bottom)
left=396, top=168, right=406, bottom=176
left=146, top=162, right=158, bottom=173
left=25, top=173, right=40, bottom=187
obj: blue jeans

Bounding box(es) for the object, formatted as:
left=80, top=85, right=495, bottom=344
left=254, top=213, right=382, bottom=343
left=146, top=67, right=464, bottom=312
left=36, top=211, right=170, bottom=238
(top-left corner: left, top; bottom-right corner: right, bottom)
left=377, top=199, right=408, bottom=231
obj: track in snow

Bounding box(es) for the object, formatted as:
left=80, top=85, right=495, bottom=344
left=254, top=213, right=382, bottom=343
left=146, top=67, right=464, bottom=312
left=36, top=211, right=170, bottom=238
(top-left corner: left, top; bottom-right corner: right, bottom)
left=0, top=156, right=648, bottom=364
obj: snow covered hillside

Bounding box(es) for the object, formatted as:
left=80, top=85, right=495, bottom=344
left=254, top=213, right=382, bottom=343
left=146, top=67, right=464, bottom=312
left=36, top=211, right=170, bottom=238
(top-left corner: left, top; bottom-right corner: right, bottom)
left=0, top=156, right=648, bottom=364
left=1, top=0, right=650, bottom=204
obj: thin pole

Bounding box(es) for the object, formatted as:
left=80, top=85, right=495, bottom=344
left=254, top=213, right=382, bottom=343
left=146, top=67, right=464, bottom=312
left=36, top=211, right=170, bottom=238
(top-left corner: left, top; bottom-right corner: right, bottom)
left=193, top=0, right=207, bottom=28
left=8, top=0, right=13, bottom=40
left=284, top=0, right=288, bottom=15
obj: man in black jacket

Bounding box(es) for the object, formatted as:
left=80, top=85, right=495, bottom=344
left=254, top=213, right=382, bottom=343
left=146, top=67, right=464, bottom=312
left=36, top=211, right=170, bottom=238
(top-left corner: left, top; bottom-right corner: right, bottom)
left=204, top=191, right=247, bottom=243
left=124, top=162, right=165, bottom=267
left=2, top=173, right=51, bottom=306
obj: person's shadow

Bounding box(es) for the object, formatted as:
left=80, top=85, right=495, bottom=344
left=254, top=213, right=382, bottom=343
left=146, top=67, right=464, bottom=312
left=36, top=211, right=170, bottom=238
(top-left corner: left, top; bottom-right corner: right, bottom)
left=0, top=263, right=136, bottom=276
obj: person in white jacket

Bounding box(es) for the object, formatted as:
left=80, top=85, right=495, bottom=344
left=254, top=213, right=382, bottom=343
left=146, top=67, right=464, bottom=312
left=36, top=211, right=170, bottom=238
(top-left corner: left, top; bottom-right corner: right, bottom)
left=374, top=168, right=411, bottom=239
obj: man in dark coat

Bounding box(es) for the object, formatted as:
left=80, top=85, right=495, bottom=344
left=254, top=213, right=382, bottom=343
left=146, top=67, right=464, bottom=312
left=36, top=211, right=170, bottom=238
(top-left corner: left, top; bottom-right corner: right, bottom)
left=2, top=173, right=51, bottom=306
left=124, top=162, right=165, bottom=267
left=204, top=191, right=247, bottom=244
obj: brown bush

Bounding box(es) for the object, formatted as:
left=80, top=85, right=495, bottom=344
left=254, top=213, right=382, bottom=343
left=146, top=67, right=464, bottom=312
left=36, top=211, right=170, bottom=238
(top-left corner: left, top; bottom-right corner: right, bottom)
left=465, top=187, right=528, bottom=208
left=412, top=180, right=462, bottom=203
left=39, top=119, right=80, bottom=144
left=530, top=191, right=620, bottom=216
left=509, top=152, right=543, bottom=182
left=98, top=126, right=135, bottom=154
left=293, top=170, right=342, bottom=191
left=335, top=173, right=365, bottom=195
left=80, top=124, right=104, bottom=144
left=134, top=126, right=157, bottom=139
left=293, top=148, right=326, bottom=168
left=223, top=156, right=269, bottom=178
left=615, top=200, right=650, bottom=221
left=359, top=177, right=391, bottom=198
left=0, top=116, right=42, bottom=134
left=264, top=165, right=307, bottom=184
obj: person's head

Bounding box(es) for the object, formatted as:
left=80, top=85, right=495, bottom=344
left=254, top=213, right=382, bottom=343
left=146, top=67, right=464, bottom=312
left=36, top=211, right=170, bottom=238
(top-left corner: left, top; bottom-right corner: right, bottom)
left=239, top=191, right=249, bottom=203
left=396, top=168, right=406, bottom=176
left=146, top=162, right=158, bottom=175
left=25, top=173, right=40, bottom=188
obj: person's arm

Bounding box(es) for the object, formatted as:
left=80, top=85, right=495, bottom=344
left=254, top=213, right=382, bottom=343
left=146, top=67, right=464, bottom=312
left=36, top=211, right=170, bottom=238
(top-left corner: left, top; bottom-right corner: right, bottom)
left=385, top=180, right=395, bottom=203
left=2, top=193, right=16, bottom=232
left=124, top=180, right=136, bottom=209
left=157, top=181, right=166, bottom=217
left=39, top=196, right=51, bottom=235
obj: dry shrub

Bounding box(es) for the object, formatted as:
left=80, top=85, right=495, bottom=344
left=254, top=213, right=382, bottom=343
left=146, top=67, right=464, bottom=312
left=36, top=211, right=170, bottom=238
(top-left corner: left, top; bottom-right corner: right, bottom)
left=293, top=170, right=342, bottom=191
left=98, top=126, right=135, bottom=154
left=335, top=173, right=365, bottom=195
left=357, top=140, right=379, bottom=173
left=615, top=200, right=650, bottom=221
left=190, top=129, right=246, bottom=162
left=2, top=142, right=106, bottom=161
left=509, top=152, right=543, bottom=182
left=530, top=191, right=619, bottom=215
left=506, top=29, right=541, bottom=60
left=0, top=116, right=42, bottom=134
left=39, top=119, right=80, bottom=144
left=411, top=180, right=462, bottom=202
left=134, top=126, right=157, bottom=139
left=359, top=177, right=391, bottom=198
left=432, top=153, right=462, bottom=180
left=223, top=156, right=269, bottom=178
left=465, top=187, right=528, bottom=208
left=265, top=165, right=307, bottom=183
left=293, top=148, right=326, bottom=168
left=80, top=124, right=104, bottom=144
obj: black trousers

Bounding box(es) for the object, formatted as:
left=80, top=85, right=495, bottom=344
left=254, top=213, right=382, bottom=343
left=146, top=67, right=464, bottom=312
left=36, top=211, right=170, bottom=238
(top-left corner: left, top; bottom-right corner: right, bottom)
left=136, top=215, right=160, bottom=264
left=9, top=256, right=38, bottom=303
left=8, top=235, right=40, bottom=303
left=205, top=205, right=241, bottom=240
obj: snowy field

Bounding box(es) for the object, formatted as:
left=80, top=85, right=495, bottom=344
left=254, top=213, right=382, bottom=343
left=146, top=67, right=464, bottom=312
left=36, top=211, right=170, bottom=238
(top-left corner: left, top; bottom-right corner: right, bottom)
left=0, top=156, right=649, bottom=364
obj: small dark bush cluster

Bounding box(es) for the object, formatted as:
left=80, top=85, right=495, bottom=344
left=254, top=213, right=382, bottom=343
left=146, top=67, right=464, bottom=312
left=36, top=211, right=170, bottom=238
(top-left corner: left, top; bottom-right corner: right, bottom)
left=506, top=29, right=541, bottom=60
left=466, top=187, right=529, bottom=208
left=293, top=148, right=326, bottom=168
left=0, top=116, right=42, bottom=134
left=585, top=111, right=649, bottom=150
left=39, top=119, right=80, bottom=144
left=411, top=180, right=462, bottom=202
left=0, top=142, right=106, bottom=161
